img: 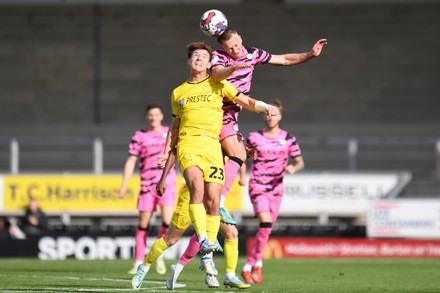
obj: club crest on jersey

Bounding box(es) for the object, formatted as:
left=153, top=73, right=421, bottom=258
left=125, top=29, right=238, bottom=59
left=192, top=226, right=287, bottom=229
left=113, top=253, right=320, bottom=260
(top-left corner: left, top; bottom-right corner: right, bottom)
left=211, top=55, right=219, bottom=64
left=246, top=53, right=253, bottom=61
left=183, top=153, right=192, bottom=161
left=232, top=125, right=239, bottom=131
left=178, top=99, right=184, bottom=108
left=279, top=139, right=286, bottom=145
left=162, top=133, right=167, bottom=139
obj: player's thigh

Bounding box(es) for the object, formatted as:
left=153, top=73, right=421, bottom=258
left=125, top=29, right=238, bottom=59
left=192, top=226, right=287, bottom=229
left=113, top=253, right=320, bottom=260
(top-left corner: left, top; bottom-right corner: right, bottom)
left=268, top=194, right=283, bottom=222
left=257, top=211, right=273, bottom=223
left=183, top=166, right=205, bottom=204
left=137, top=189, right=157, bottom=213
left=158, top=205, right=174, bottom=225
left=221, top=135, right=247, bottom=160
left=250, top=190, right=271, bottom=219
left=138, top=211, right=153, bottom=227
left=179, top=138, right=224, bottom=184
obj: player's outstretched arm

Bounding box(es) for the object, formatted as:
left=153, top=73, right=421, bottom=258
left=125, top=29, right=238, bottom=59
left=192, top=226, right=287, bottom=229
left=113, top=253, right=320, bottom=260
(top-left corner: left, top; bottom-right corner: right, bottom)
left=269, top=38, right=328, bottom=66
left=235, top=93, right=277, bottom=118
left=211, top=63, right=253, bottom=82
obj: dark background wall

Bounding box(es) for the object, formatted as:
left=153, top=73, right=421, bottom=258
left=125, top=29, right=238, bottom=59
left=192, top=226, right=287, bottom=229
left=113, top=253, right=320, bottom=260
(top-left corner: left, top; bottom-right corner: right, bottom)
left=1, top=1, right=439, bottom=128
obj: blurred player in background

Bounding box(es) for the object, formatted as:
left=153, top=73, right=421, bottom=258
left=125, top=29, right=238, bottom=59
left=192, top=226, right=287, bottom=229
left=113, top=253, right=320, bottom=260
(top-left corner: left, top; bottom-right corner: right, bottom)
left=119, top=104, right=176, bottom=275
left=241, top=99, right=304, bottom=284
left=173, top=27, right=326, bottom=287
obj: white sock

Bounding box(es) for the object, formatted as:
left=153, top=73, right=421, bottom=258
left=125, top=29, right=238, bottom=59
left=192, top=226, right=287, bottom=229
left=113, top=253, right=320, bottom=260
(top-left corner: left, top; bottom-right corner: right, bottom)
left=225, top=272, right=235, bottom=280
left=243, top=264, right=252, bottom=272
left=135, top=260, right=143, bottom=266
left=198, top=233, right=208, bottom=244
left=175, top=261, right=185, bottom=274
left=141, top=264, right=150, bottom=273
left=254, top=261, right=263, bottom=267
left=220, top=195, right=226, bottom=208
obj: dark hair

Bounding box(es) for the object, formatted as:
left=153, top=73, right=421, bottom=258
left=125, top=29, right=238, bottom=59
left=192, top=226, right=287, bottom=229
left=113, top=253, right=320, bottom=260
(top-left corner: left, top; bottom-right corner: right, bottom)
left=269, top=99, right=283, bottom=114
left=187, top=42, right=212, bottom=60
left=217, top=27, right=238, bottom=44
left=146, top=104, right=162, bottom=113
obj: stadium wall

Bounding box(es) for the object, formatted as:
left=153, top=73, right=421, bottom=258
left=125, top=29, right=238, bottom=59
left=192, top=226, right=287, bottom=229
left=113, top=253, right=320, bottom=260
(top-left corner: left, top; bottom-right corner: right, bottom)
left=0, top=2, right=439, bottom=127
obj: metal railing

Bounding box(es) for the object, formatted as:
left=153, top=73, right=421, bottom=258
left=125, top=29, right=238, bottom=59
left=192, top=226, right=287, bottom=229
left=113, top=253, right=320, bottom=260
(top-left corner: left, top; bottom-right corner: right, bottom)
left=5, top=136, right=440, bottom=195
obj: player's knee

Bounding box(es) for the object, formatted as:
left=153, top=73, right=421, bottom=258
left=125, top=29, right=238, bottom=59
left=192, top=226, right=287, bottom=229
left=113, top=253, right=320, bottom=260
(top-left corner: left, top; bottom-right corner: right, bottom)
left=205, top=199, right=220, bottom=215
left=229, top=156, right=244, bottom=167
left=138, top=225, right=149, bottom=231
left=163, top=233, right=180, bottom=247
left=259, top=222, right=272, bottom=229
left=220, top=223, right=238, bottom=239
left=222, top=138, right=247, bottom=160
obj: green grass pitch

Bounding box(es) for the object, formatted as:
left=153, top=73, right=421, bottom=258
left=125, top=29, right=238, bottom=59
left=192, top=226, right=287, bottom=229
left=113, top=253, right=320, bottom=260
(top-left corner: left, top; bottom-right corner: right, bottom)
left=1, top=257, right=440, bottom=292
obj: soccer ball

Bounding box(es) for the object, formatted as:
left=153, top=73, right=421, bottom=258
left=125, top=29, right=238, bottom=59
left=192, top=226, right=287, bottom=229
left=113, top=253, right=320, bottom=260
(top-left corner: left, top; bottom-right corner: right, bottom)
left=199, top=9, right=228, bottom=37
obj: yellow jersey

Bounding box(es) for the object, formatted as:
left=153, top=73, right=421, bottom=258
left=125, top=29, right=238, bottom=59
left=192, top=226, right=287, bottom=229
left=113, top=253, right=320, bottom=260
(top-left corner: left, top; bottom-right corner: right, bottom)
left=171, top=75, right=239, bottom=140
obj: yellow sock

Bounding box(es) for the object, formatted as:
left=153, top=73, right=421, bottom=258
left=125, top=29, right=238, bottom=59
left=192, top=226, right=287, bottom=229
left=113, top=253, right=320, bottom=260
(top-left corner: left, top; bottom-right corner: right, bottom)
left=189, top=203, right=207, bottom=236
left=206, top=214, right=220, bottom=243
left=224, top=238, right=239, bottom=273
left=144, top=237, right=168, bottom=266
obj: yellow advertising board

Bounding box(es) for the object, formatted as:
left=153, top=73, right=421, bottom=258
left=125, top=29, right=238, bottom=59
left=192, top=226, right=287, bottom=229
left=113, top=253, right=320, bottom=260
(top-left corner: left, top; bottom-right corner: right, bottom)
left=1, top=174, right=242, bottom=213
left=2, top=175, right=140, bottom=212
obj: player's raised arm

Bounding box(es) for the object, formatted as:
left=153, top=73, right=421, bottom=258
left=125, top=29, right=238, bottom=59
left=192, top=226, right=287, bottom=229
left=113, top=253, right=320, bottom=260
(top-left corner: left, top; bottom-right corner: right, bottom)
left=211, top=63, right=253, bottom=82
left=269, top=38, right=328, bottom=66
left=234, top=93, right=277, bottom=118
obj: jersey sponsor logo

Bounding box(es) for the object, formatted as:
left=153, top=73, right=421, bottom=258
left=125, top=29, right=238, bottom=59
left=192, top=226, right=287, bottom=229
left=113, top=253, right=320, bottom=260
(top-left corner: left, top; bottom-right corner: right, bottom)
left=186, top=94, right=211, bottom=104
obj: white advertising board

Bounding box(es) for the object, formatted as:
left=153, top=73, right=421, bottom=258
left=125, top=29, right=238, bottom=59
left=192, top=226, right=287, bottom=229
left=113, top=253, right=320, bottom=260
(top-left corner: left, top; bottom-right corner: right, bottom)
left=241, top=172, right=406, bottom=217
left=367, top=200, right=440, bottom=239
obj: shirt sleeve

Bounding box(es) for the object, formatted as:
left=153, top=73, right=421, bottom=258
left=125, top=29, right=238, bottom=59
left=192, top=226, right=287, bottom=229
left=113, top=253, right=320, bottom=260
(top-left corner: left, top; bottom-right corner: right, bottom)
left=288, top=134, right=302, bottom=158
left=171, top=90, right=180, bottom=118
left=221, top=80, right=240, bottom=101
left=128, top=132, right=141, bottom=156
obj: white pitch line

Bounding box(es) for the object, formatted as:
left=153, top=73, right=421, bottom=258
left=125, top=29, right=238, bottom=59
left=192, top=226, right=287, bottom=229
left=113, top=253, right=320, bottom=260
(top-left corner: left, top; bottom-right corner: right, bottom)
left=0, top=274, right=187, bottom=292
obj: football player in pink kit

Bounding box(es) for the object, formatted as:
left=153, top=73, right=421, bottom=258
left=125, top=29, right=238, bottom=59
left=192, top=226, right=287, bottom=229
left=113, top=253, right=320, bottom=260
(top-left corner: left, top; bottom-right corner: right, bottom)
left=169, top=28, right=325, bottom=288
left=119, top=104, right=176, bottom=275
left=242, top=99, right=304, bottom=284
left=214, top=28, right=325, bottom=224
